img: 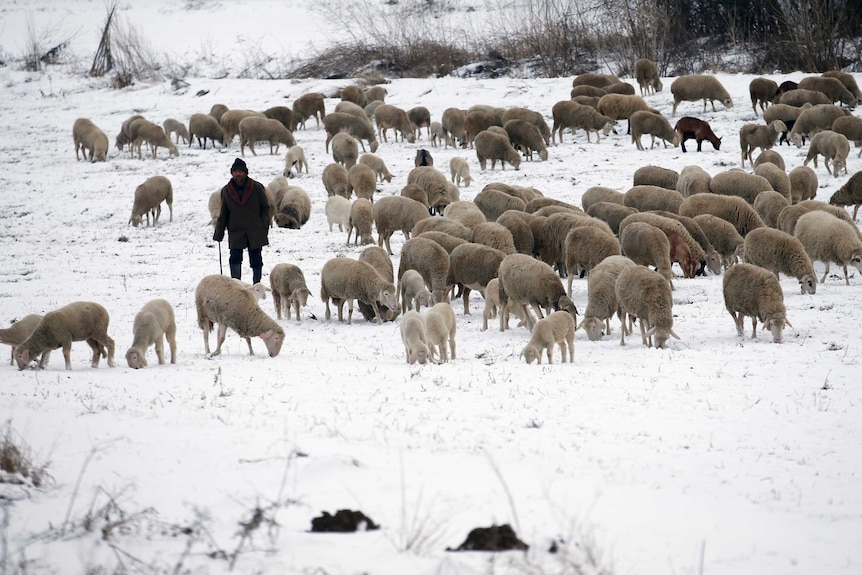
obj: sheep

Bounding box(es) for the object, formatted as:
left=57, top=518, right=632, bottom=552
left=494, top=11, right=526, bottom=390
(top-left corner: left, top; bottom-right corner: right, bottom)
left=412, top=217, right=473, bottom=242
left=633, top=166, right=679, bottom=190
left=581, top=186, right=625, bottom=211
left=116, top=114, right=144, bottom=153
left=619, top=221, right=673, bottom=285
left=194, top=275, right=284, bottom=357
left=675, top=165, right=712, bottom=199
left=348, top=198, right=374, bottom=246
left=444, top=201, right=487, bottom=230
left=804, top=130, right=850, bottom=177
left=709, top=170, right=774, bottom=205
left=693, top=214, right=744, bottom=270
left=348, top=163, right=378, bottom=203
left=416, top=230, right=470, bottom=256
left=471, top=221, right=516, bottom=254
left=162, top=118, right=189, bottom=145
left=472, top=188, right=526, bottom=223
left=73, top=118, right=109, bottom=162
left=331, top=132, right=359, bottom=170
left=401, top=183, right=429, bottom=209
left=0, top=314, right=42, bottom=365
left=649, top=210, right=722, bottom=276
left=423, top=302, right=457, bottom=362
left=630, top=111, right=680, bottom=150
left=586, top=202, right=637, bottom=235
left=623, top=185, right=684, bottom=213
left=14, top=302, right=116, bottom=370
left=364, top=85, right=388, bottom=104
left=739, top=120, right=787, bottom=167
left=273, top=184, right=311, bottom=229
left=269, top=263, right=310, bottom=321
left=128, top=119, right=179, bottom=160
left=605, top=81, right=637, bottom=95
left=501, top=107, right=552, bottom=145
left=292, top=92, right=326, bottom=130
left=578, top=255, right=635, bottom=341
left=521, top=310, right=575, bottom=364
left=635, top=58, right=662, bottom=96
left=488, top=183, right=544, bottom=204
left=680, top=193, right=765, bottom=237
left=358, top=245, right=394, bottom=283
left=262, top=105, right=294, bottom=132
left=238, top=116, right=296, bottom=156
left=415, top=149, right=434, bottom=167
left=777, top=200, right=859, bottom=238
left=208, top=190, right=221, bottom=226
left=400, top=310, right=430, bottom=365
left=125, top=299, right=177, bottom=369
left=789, top=105, right=850, bottom=147
left=504, top=118, right=549, bottom=161
left=822, top=70, right=862, bottom=104
left=474, top=130, right=521, bottom=171
left=283, top=145, right=308, bottom=177
left=673, top=116, right=722, bottom=153
left=753, top=190, right=791, bottom=229
left=779, top=88, right=831, bottom=107
left=573, top=72, right=620, bottom=88
left=743, top=227, right=817, bottom=294
left=374, top=104, right=416, bottom=143
left=749, top=77, right=779, bottom=115
left=670, top=75, right=733, bottom=115
left=359, top=153, right=394, bottom=183
left=323, top=162, right=351, bottom=199
left=794, top=210, right=862, bottom=284
left=447, top=243, right=507, bottom=314
left=320, top=257, right=398, bottom=325
left=798, top=76, right=856, bottom=108
left=373, top=195, right=432, bottom=255
left=753, top=149, right=786, bottom=171
left=497, top=253, right=578, bottom=332
left=129, top=175, right=173, bottom=227
left=572, top=95, right=601, bottom=109
left=219, top=110, right=264, bottom=146
left=335, top=100, right=368, bottom=119
left=829, top=171, right=862, bottom=219
left=188, top=113, right=225, bottom=149
left=441, top=107, right=468, bottom=148
left=619, top=212, right=702, bottom=279
left=551, top=100, right=614, bottom=143
left=571, top=85, right=606, bottom=99
left=340, top=85, right=367, bottom=107
left=449, top=157, right=473, bottom=188
left=325, top=195, right=352, bottom=233
left=722, top=264, right=789, bottom=343
left=830, top=116, right=862, bottom=157
left=324, top=112, right=379, bottom=153
left=399, top=269, right=434, bottom=314
left=495, top=211, right=535, bottom=255
left=407, top=106, right=431, bottom=139
left=789, top=166, right=818, bottom=204
left=209, top=104, right=229, bottom=124
left=407, top=167, right=454, bottom=214
left=481, top=277, right=528, bottom=332
left=754, top=162, right=791, bottom=201
left=365, top=100, right=384, bottom=121
left=615, top=265, right=678, bottom=348
left=430, top=121, right=447, bottom=148
left=398, top=237, right=451, bottom=304
left=763, top=103, right=808, bottom=146
left=564, top=226, right=621, bottom=296
left=596, top=93, right=655, bottom=135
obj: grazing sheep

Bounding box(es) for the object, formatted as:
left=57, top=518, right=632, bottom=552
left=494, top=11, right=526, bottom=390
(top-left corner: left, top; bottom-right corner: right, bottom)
left=412, top=217, right=473, bottom=242
left=129, top=119, right=179, bottom=160
left=441, top=107, right=468, bottom=148
left=374, top=104, right=416, bottom=143
left=331, top=132, right=359, bottom=169
left=430, top=121, right=447, bottom=148
left=415, top=149, right=434, bottom=167
left=292, top=92, right=326, bottom=130
left=573, top=72, right=620, bottom=88
left=443, top=202, right=486, bottom=230
left=822, top=70, right=862, bottom=104
left=347, top=198, right=374, bottom=246
left=526, top=197, right=581, bottom=214
left=448, top=243, right=507, bottom=314
left=219, top=110, right=265, bottom=146
left=340, top=85, right=367, bottom=107
left=125, top=299, right=177, bottom=369
left=407, top=106, right=431, bottom=139
left=14, top=302, right=116, bottom=370
left=497, top=253, right=578, bottom=332
left=670, top=75, right=733, bottom=115
left=323, top=162, right=351, bottom=199
left=597, top=93, right=653, bottom=134
left=495, top=210, right=535, bottom=255
left=619, top=222, right=673, bottom=285
left=522, top=311, right=575, bottom=364
left=488, top=183, right=543, bottom=204
left=482, top=277, right=529, bottom=331
left=619, top=212, right=702, bottom=279
left=606, top=81, right=637, bottom=95
left=739, top=120, right=787, bottom=167
left=358, top=245, right=394, bottom=283
left=273, top=184, right=311, bottom=229
left=162, top=118, right=189, bottom=145
left=680, top=193, right=764, bottom=237
left=325, top=195, right=352, bottom=233
left=778, top=200, right=860, bottom=238
left=324, top=112, right=379, bottom=153
left=269, top=263, right=310, bottom=321
left=116, top=114, right=144, bottom=153
left=744, top=227, right=817, bottom=294
left=262, top=105, right=294, bottom=132
left=830, top=116, right=862, bottom=158
left=572, top=95, right=601, bottom=109
left=578, top=255, right=635, bottom=341
left=0, top=314, right=43, bottom=365
left=407, top=167, right=453, bottom=214
left=359, top=153, right=394, bottom=183
left=779, top=88, right=832, bottom=107
left=615, top=265, right=678, bottom=348
left=675, top=165, right=712, bottom=198
left=423, top=302, right=457, bottom=362
left=239, top=116, right=296, bottom=156
left=449, top=157, right=473, bottom=187
left=586, top=202, right=637, bottom=235
left=504, top=119, right=549, bottom=161
left=73, top=118, right=109, bottom=162
left=623, top=185, right=684, bottom=213
left=398, top=237, right=451, bottom=304
left=804, top=130, right=850, bottom=177
left=335, top=100, right=368, bottom=119
left=635, top=59, right=662, bottom=96
left=474, top=187, right=527, bottom=222
left=373, top=195, right=432, bottom=255
left=399, top=269, right=434, bottom=314
left=474, top=130, right=521, bottom=171
left=794, top=210, right=862, bottom=284
left=709, top=170, right=774, bottom=205
left=401, top=183, right=429, bottom=209
left=364, top=100, right=385, bottom=121
left=630, top=111, right=680, bottom=150
left=400, top=310, right=430, bottom=365
left=207, top=190, right=221, bottom=226
left=416, top=231, right=470, bottom=256
left=673, top=116, right=722, bottom=153
left=798, top=76, right=856, bottom=108
left=571, top=85, right=606, bottom=99
left=777, top=80, right=800, bottom=99
left=283, top=145, right=308, bottom=177
left=650, top=210, right=722, bottom=276
left=693, top=214, right=744, bottom=270
left=209, top=104, right=229, bottom=124
left=471, top=221, right=516, bottom=254
left=754, top=162, right=791, bottom=200
left=365, top=85, right=388, bottom=103
left=763, top=103, right=808, bottom=146
left=753, top=190, right=791, bottom=229
left=749, top=77, right=779, bottom=115
left=501, top=107, right=552, bottom=145
left=564, top=226, right=621, bottom=295
left=829, top=171, right=862, bottom=219
left=789, top=166, right=818, bottom=204
left=551, top=100, right=614, bottom=143
left=188, top=113, right=224, bottom=149
left=723, top=264, right=789, bottom=343
left=348, top=163, right=378, bottom=203
left=320, top=257, right=398, bottom=325
left=754, top=149, right=786, bottom=171
left=129, top=175, right=173, bottom=227
left=789, top=105, right=850, bottom=147
left=633, top=166, right=679, bottom=190
left=581, top=186, right=625, bottom=211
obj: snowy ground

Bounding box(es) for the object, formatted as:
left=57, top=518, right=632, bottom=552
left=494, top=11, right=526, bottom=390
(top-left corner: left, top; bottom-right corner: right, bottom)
left=0, top=2, right=861, bottom=575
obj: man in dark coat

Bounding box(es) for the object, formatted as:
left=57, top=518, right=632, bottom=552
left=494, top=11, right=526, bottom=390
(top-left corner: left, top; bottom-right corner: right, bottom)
left=213, top=158, right=271, bottom=283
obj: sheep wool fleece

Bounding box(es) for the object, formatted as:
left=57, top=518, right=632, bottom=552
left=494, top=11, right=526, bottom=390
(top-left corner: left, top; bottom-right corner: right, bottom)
left=214, top=177, right=270, bottom=251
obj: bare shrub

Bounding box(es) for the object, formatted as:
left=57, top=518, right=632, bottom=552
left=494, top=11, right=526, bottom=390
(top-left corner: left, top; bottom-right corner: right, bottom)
left=0, top=421, right=50, bottom=488
left=19, top=15, right=74, bottom=72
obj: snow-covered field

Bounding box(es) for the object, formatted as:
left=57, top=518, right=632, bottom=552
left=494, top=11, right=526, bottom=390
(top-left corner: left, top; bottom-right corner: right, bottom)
left=0, top=2, right=861, bottom=574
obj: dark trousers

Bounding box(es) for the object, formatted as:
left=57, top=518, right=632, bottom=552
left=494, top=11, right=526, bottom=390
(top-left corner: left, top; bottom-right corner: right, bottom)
left=228, top=248, right=263, bottom=283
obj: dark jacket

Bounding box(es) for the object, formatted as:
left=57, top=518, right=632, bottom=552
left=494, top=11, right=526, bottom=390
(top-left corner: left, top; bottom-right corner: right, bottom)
left=213, top=177, right=270, bottom=250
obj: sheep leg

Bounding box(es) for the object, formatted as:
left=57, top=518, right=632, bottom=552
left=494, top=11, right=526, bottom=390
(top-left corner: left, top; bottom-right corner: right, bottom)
left=346, top=299, right=354, bottom=325
left=461, top=286, right=471, bottom=315
left=62, top=342, right=73, bottom=370
left=750, top=317, right=758, bottom=339
left=244, top=337, right=254, bottom=355
left=154, top=336, right=165, bottom=365
left=292, top=299, right=302, bottom=322
left=324, top=297, right=332, bottom=321
left=820, top=262, right=831, bottom=283
left=86, top=339, right=102, bottom=367
left=38, top=349, right=51, bottom=369
left=449, top=332, right=456, bottom=360
left=843, top=265, right=850, bottom=285
left=619, top=313, right=627, bottom=346
left=853, top=204, right=860, bottom=220
left=273, top=292, right=283, bottom=319
left=530, top=302, right=545, bottom=322
left=166, top=325, right=177, bottom=364
left=639, top=318, right=649, bottom=347
left=213, top=323, right=229, bottom=355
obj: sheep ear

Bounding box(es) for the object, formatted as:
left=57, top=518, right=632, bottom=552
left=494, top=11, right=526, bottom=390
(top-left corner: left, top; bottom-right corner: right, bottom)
left=259, top=329, right=274, bottom=341
left=645, top=327, right=655, bottom=337
left=784, top=318, right=793, bottom=329
left=576, top=318, right=585, bottom=330
left=670, top=328, right=681, bottom=340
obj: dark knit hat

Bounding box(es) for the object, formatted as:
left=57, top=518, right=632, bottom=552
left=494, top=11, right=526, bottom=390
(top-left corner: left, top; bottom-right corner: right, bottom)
left=230, top=157, right=248, bottom=174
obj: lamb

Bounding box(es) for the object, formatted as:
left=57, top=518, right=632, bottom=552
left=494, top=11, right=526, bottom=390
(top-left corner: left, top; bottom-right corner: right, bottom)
left=633, top=166, right=679, bottom=190
left=398, top=236, right=451, bottom=304
left=400, top=310, right=430, bottom=365
left=283, top=145, right=308, bottom=177
left=474, top=130, right=522, bottom=171
left=749, top=77, right=779, bottom=115
left=739, top=120, right=787, bottom=167
left=239, top=116, right=296, bottom=156
left=673, top=117, right=722, bottom=153
left=619, top=222, right=673, bottom=285
left=407, top=167, right=454, bottom=214
left=474, top=188, right=527, bottom=222
left=630, top=111, right=680, bottom=150
left=323, top=162, right=351, bottom=199
left=346, top=198, right=375, bottom=245
left=448, top=243, right=507, bottom=314
left=449, top=157, right=473, bottom=187
left=423, top=302, right=457, bottom=362
left=586, top=202, right=637, bottom=235
left=471, top=221, right=516, bottom=254
left=481, top=278, right=529, bottom=331
left=754, top=162, right=791, bottom=200
left=572, top=72, right=620, bottom=88
left=596, top=94, right=653, bottom=134
left=500, top=107, right=552, bottom=145
left=822, top=70, right=862, bottom=104
left=619, top=213, right=701, bottom=279
left=273, top=184, right=311, bottom=229
left=798, top=76, right=856, bottom=108
left=623, top=185, right=684, bottom=213
left=14, top=302, right=116, bottom=370
left=373, top=195, right=432, bottom=255
left=219, top=110, right=265, bottom=146
left=359, top=153, right=394, bottom=183
left=564, top=226, right=621, bottom=296
left=504, top=119, right=549, bottom=161
left=680, top=193, right=765, bottom=237
left=615, top=265, right=678, bottom=348
left=709, top=170, right=774, bottom=205
left=195, top=275, right=284, bottom=357
left=670, top=75, right=733, bottom=115
left=804, top=130, right=850, bottom=177
left=693, top=214, right=744, bottom=270
left=578, top=255, right=635, bottom=341
left=0, top=314, right=42, bottom=365
left=269, top=263, right=310, bottom=321
left=263, top=105, right=295, bottom=132
left=753, top=149, right=786, bottom=171
left=829, top=171, right=862, bottom=219
left=829, top=116, right=862, bottom=157
left=125, top=299, right=177, bottom=368
left=521, top=310, right=575, bottom=364
left=675, top=165, right=713, bottom=198
left=208, top=190, right=221, bottom=226
left=331, top=132, right=359, bottom=169
left=753, top=190, right=790, bottom=228
left=399, top=269, right=434, bottom=314
left=744, top=227, right=817, bottom=294
left=129, top=119, right=179, bottom=160
left=348, top=163, right=378, bottom=203
left=497, top=253, right=578, bottom=332
left=188, top=113, right=225, bottom=149
left=789, top=166, right=818, bottom=204
left=320, top=257, right=398, bottom=325
left=441, top=107, right=468, bottom=148
left=551, top=100, right=614, bottom=143
left=779, top=88, right=832, bottom=107
left=794, top=210, right=862, bottom=284
left=323, top=112, right=379, bottom=153
left=340, top=85, right=367, bottom=107
left=325, top=195, right=352, bottom=233
left=374, top=104, right=417, bottom=143
left=407, top=106, right=431, bottom=139
left=789, top=105, right=850, bottom=147
left=723, top=264, right=789, bottom=343
left=129, top=175, right=173, bottom=227
left=415, top=149, right=434, bottom=167
left=162, top=118, right=189, bottom=145
left=763, top=103, right=808, bottom=146
left=291, top=92, right=326, bottom=130
left=581, top=186, right=625, bottom=211
left=430, top=121, right=447, bottom=148
left=635, top=58, right=662, bottom=96
left=72, top=118, right=109, bottom=162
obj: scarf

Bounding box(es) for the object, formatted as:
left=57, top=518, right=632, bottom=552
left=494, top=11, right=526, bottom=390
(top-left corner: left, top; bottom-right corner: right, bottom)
left=227, top=177, right=256, bottom=206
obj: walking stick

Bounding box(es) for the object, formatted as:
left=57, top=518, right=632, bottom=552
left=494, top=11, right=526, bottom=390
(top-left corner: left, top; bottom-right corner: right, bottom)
left=218, top=241, right=223, bottom=275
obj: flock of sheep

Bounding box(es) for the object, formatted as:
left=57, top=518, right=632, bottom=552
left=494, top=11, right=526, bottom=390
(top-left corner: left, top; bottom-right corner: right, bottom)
left=6, top=62, right=862, bottom=369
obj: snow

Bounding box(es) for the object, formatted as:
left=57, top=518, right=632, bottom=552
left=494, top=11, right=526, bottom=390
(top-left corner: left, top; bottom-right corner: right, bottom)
left=1, top=2, right=861, bottom=574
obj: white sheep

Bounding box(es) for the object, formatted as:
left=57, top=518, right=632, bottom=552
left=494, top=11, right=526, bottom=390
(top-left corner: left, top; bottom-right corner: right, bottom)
left=633, top=166, right=679, bottom=190
left=407, top=106, right=431, bottom=139
left=675, top=165, right=712, bottom=198
left=291, top=92, right=326, bottom=130
left=72, top=118, right=109, bottom=162
left=399, top=269, right=434, bottom=314
left=564, top=226, right=621, bottom=296
left=162, top=118, right=190, bottom=145
left=348, top=163, right=377, bottom=204
left=581, top=186, right=625, bottom=210
left=0, top=314, right=43, bottom=365
left=448, top=243, right=507, bottom=314
left=500, top=107, right=552, bottom=145
left=269, top=263, right=310, bottom=321
left=239, top=116, right=296, bottom=156
left=670, top=75, right=733, bottom=115
left=723, top=263, right=790, bottom=343
left=804, top=130, right=850, bottom=178
left=335, top=100, right=368, bottom=119
left=614, top=265, right=679, bottom=348
left=407, top=166, right=454, bottom=214
left=521, top=310, right=575, bottom=364
left=829, top=171, right=862, bottom=219
left=585, top=202, right=637, bottom=235
left=680, top=193, right=765, bottom=237
left=788, top=104, right=849, bottom=148
left=798, top=76, right=856, bottom=107
left=347, top=198, right=374, bottom=246
left=693, top=214, right=744, bottom=270
left=125, top=299, right=177, bottom=368
left=830, top=115, right=862, bottom=158
left=779, top=89, right=831, bottom=108
left=208, top=190, right=221, bottom=226
left=372, top=195, right=431, bottom=255
left=497, top=253, right=578, bottom=332
left=789, top=166, right=818, bottom=204
left=400, top=310, right=430, bottom=365
left=320, top=257, right=399, bottom=325
left=129, top=175, right=173, bottom=227
left=272, top=183, right=311, bottom=229
left=551, top=100, right=614, bottom=143
left=323, top=162, right=351, bottom=198
left=709, top=170, right=774, bottom=205
left=374, top=104, right=416, bottom=143
left=324, top=112, right=379, bottom=153
left=623, top=184, right=684, bottom=213
left=449, top=157, right=473, bottom=188
left=749, top=77, right=779, bottom=115
left=129, top=119, right=179, bottom=160
left=619, top=222, right=673, bottom=286
left=14, top=302, right=117, bottom=370
left=753, top=162, right=791, bottom=201
left=359, top=153, right=394, bottom=183
left=423, top=302, right=457, bottom=362
left=474, top=130, right=521, bottom=171
left=430, top=121, right=446, bottom=148
left=220, top=109, right=265, bottom=145
left=482, top=277, right=528, bottom=332
left=794, top=210, right=862, bottom=284
left=188, top=113, right=224, bottom=149
left=325, top=195, right=352, bottom=233
left=635, top=58, right=662, bottom=96
left=596, top=93, right=653, bottom=134
left=473, top=188, right=527, bottom=222
left=744, top=226, right=817, bottom=294
left=754, top=149, right=786, bottom=171
left=283, top=145, right=308, bottom=177
left=578, top=255, right=635, bottom=341
left=739, top=120, right=787, bottom=167
left=504, top=118, right=549, bottom=161
left=629, top=111, right=680, bottom=150
left=398, top=237, right=451, bottom=305
left=752, top=190, right=790, bottom=228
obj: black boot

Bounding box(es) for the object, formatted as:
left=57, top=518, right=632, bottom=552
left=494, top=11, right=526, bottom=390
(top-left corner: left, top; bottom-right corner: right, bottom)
left=230, top=264, right=242, bottom=280
left=252, top=267, right=262, bottom=284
